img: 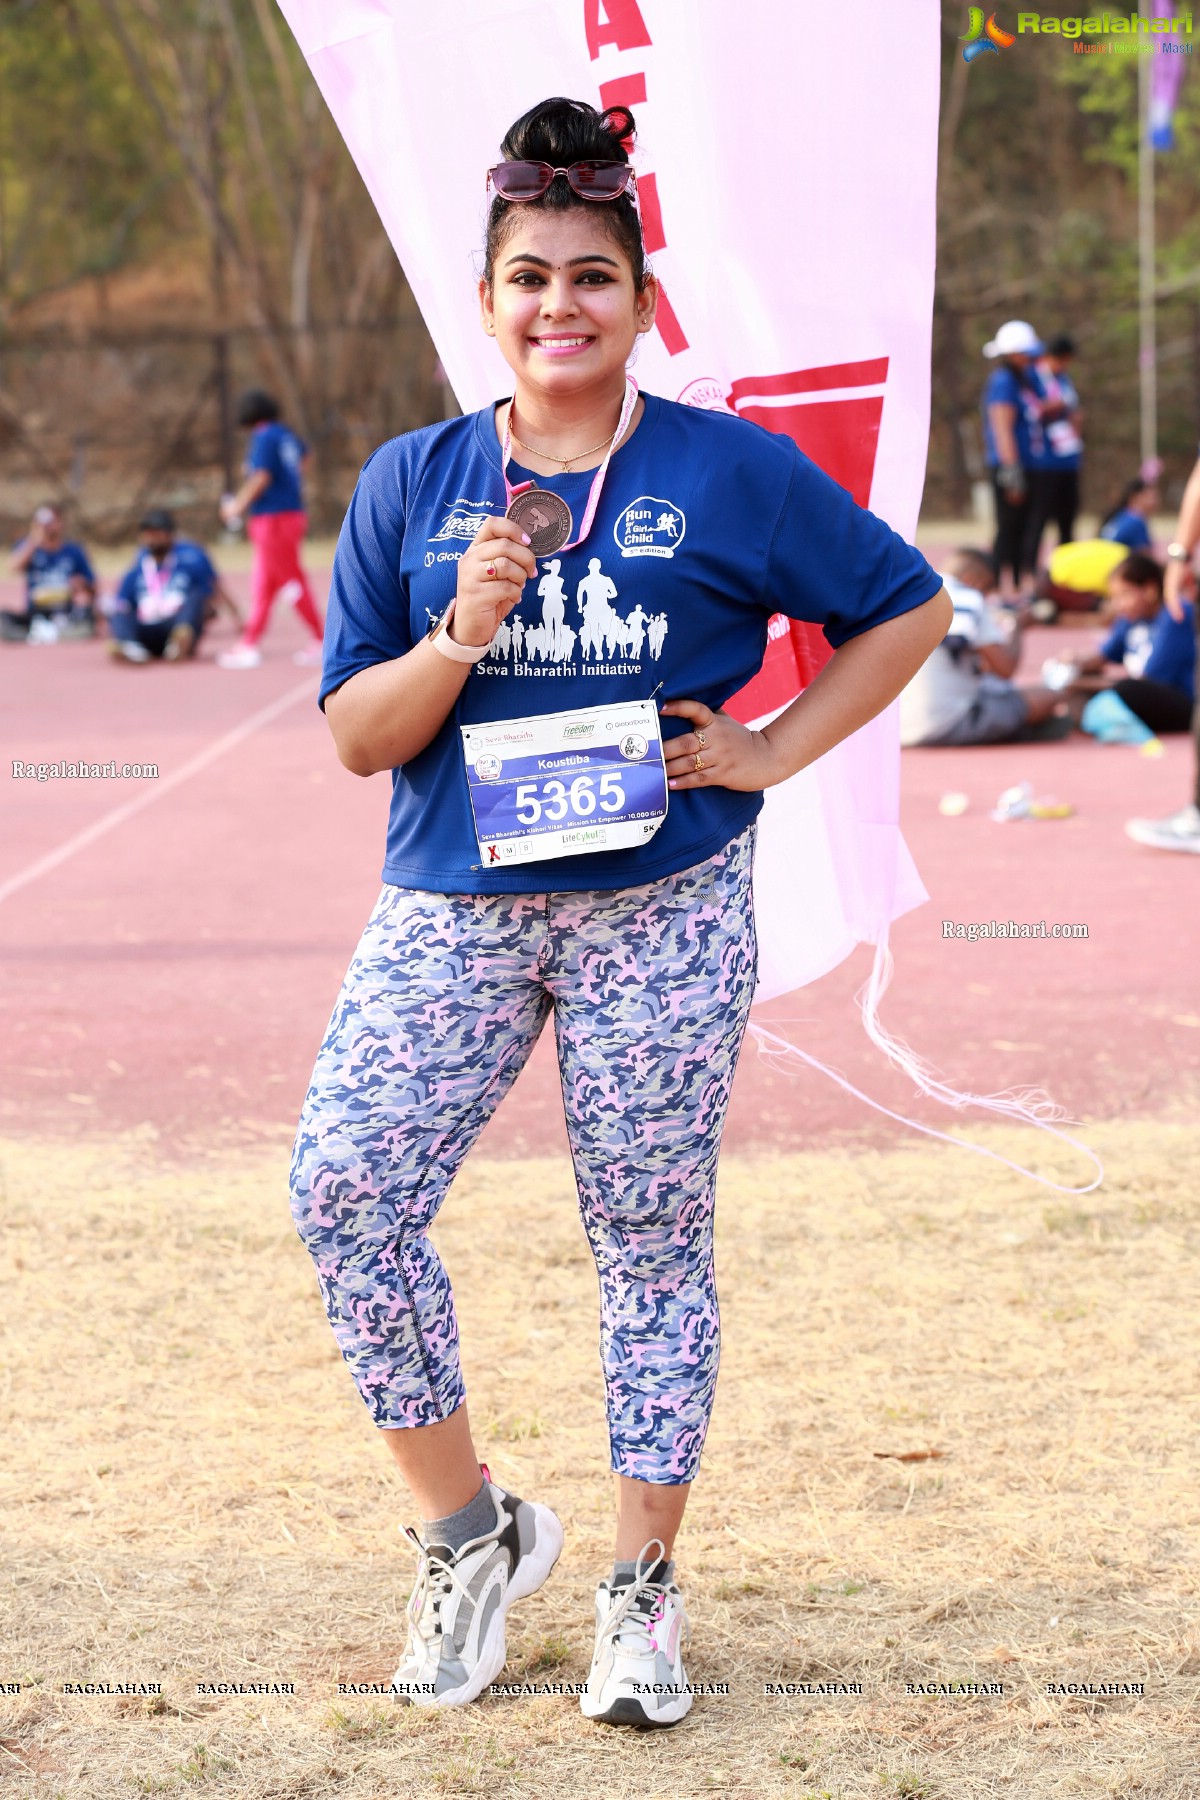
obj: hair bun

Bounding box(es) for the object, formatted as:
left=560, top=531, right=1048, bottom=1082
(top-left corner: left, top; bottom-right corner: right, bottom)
left=598, top=105, right=636, bottom=155
left=500, top=96, right=636, bottom=166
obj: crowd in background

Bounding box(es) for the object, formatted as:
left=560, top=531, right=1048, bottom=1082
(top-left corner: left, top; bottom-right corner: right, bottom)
left=899, top=318, right=1200, bottom=854
left=1, top=390, right=323, bottom=672
left=6, top=347, right=1199, bottom=855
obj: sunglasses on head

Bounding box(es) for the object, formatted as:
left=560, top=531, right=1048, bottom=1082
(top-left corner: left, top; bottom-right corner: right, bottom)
left=486, top=160, right=636, bottom=204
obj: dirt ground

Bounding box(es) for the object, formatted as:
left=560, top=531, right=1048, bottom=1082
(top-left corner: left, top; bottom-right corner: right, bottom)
left=2, top=1120, right=1197, bottom=1800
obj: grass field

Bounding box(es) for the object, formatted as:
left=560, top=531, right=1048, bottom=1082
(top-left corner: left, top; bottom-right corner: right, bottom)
left=2, top=1122, right=1198, bottom=1799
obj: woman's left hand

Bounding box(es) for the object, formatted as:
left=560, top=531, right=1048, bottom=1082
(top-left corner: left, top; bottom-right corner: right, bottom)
left=660, top=698, right=788, bottom=792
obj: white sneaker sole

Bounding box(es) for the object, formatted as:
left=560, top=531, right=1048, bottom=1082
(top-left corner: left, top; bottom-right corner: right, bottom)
left=394, top=1501, right=564, bottom=1709
left=580, top=1685, right=693, bottom=1727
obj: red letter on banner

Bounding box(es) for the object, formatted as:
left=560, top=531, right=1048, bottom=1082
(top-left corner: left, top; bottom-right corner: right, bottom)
left=636, top=172, right=667, bottom=255
left=598, top=73, right=647, bottom=111
left=585, top=0, right=652, bottom=60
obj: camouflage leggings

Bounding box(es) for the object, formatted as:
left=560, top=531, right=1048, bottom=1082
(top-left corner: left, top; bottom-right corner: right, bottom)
left=289, top=825, right=756, bottom=1484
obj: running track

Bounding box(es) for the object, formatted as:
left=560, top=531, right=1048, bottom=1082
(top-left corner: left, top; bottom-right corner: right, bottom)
left=3, top=569, right=1197, bottom=1164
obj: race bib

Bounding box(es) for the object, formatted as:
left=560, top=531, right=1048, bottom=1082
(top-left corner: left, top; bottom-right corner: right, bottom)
left=1047, top=419, right=1082, bottom=458
left=461, top=699, right=668, bottom=869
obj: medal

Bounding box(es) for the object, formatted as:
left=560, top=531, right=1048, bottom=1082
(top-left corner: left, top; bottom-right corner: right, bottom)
left=505, top=486, right=573, bottom=556
left=500, top=374, right=639, bottom=556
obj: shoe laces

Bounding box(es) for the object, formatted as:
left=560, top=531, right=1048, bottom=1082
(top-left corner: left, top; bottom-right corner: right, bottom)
left=402, top=1526, right=480, bottom=1648
left=598, top=1538, right=689, bottom=1660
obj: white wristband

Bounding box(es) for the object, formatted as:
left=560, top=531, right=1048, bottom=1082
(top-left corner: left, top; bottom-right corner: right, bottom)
left=429, top=599, right=492, bottom=664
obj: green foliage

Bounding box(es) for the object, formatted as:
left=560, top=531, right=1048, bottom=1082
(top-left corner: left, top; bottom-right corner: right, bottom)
left=932, top=0, right=1200, bottom=511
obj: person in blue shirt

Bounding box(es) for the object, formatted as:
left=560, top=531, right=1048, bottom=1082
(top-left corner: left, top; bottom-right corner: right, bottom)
left=108, top=508, right=220, bottom=664
left=4, top=503, right=96, bottom=643
left=981, top=320, right=1048, bottom=601
left=1098, top=475, right=1158, bottom=551
left=1025, top=333, right=1085, bottom=567
left=217, top=389, right=324, bottom=669
left=1064, top=553, right=1194, bottom=734
left=288, top=95, right=951, bottom=1729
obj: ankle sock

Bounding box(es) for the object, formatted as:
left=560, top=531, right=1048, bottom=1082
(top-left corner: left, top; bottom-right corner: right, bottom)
left=611, top=1557, right=673, bottom=1589
left=421, top=1479, right=496, bottom=1555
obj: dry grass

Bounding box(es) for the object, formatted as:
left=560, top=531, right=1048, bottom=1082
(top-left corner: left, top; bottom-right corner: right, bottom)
left=1, top=1122, right=1198, bottom=1799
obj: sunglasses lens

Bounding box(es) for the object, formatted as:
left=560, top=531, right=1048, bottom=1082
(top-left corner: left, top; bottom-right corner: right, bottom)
left=490, top=161, right=552, bottom=201
left=568, top=161, right=630, bottom=199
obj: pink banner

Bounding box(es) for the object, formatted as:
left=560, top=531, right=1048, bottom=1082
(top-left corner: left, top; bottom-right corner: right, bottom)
left=278, top=0, right=942, bottom=1001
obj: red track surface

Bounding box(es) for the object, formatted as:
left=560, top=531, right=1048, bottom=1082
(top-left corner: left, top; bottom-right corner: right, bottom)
left=3, top=567, right=1198, bottom=1163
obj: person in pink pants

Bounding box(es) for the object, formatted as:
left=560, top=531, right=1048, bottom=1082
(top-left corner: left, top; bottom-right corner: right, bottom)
left=219, top=389, right=324, bottom=669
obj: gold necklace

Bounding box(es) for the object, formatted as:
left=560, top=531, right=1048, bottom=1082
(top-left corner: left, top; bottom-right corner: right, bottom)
left=508, top=409, right=619, bottom=473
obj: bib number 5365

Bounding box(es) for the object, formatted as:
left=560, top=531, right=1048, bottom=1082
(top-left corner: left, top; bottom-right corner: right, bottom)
left=514, top=770, right=626, bottom=826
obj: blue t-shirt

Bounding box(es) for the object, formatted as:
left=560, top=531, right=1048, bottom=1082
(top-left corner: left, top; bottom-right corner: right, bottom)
left=246, top=422, right=307, bottom=514
left=1101, top=603, right=1195, bottom=700
left=116, top=541, right=217, bottom=624
left=22, top=541, right=94, bottom=612
left=1099, top=509, right=1152, bottom=551
left=982, top=364, right=1047, bottom=469
left=1034, top=365, right=1083, bottom=471
left=320, top=393, right=942, bottom=895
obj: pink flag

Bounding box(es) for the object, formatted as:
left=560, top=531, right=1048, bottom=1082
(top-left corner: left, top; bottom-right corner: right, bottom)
left=278, top=0, right=941, bottom=1003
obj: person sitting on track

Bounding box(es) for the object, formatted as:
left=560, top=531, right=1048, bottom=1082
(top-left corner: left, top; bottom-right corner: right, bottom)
left=900, top=547, right=1062, bottom=747
left=4, top=503, right=97, bottom=643
left=1060, top=552, right=1195, bottom=736
left=1098, top=476, right=1159, bottom=552
left=108, top=508, right=225, bottom=665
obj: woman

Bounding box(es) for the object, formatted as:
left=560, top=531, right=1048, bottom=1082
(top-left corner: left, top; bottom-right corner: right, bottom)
left=1064, top=552, right=1194, bottom=735
left=1026, top=332, right=1085, bottom=558
left=1099, top=476, right=1158, bottom=552
left=980, top=320, right=1048, bottom=600
left=290, top=96, right=950, bottom=1729
left=218, top=389, right=324, bottom=669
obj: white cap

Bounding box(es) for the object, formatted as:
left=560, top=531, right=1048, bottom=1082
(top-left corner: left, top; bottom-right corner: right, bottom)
left=983, top=320, right=1044, bottom=359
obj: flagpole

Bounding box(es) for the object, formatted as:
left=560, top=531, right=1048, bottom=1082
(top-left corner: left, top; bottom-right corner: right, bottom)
left=1138, top=41, right=1158, bottom=464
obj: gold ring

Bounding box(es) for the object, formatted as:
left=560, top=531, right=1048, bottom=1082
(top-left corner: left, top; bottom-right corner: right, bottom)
left=696, top=729, right=707, bottom=749
left=693, top=753, right=704, bottom=773
left=485, top=561, right=497, bottom=578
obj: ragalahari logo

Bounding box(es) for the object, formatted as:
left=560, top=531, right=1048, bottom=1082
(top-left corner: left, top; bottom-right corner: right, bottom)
left=961, top=8, right=1018, bottom=58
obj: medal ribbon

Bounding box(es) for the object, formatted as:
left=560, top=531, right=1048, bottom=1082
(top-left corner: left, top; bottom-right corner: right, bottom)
left=501, top=373, right=638, bottom=552
left=139, top=551, right=177, bottom=624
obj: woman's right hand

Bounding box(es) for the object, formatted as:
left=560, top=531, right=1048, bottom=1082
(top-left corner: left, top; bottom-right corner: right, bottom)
left=452, top=517, right=537, bottom=647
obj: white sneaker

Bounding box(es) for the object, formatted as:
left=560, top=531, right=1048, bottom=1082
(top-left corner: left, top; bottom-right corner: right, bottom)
left=107, top=638, right=151, bottom=664
left=580, top=1539, right=692, bottom=1728
left=1125, top=804, right=1200, bottom=854
left=292, top=643, right=323, bottom=666
left=218, top=644, right=263, bottom=670
left=390, top=1478, right=563, bottom=1708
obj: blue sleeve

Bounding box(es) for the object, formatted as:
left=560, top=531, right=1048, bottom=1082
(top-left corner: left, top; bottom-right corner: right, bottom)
left=318, top=449, right=413, bottom=711
left=69, top=543, right=95, bottom=582
left=986, top=367, right=1019, bottom=408
left=116, top=565, right=139, bottom=606
left=765, top=446, right=943, bottom=649
left=1099, top=619, right=1127, bottom=663
left=247, top=427, right=280, bottom=475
